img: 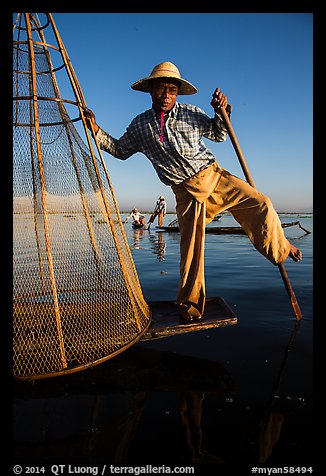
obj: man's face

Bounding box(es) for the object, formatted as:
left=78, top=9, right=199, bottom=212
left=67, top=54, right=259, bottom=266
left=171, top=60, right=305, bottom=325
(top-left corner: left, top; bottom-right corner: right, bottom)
left=149, top=78, right=179, bottom=112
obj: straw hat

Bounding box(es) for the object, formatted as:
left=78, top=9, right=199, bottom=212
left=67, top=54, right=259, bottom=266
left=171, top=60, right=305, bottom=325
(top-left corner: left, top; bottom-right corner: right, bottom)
left=159, top=196, right=165, bottom=200
left=131, top=61, right=197, bottom=95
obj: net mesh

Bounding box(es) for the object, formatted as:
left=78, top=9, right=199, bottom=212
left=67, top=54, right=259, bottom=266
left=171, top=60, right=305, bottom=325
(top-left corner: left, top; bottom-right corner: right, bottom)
left=13, top=13, right=151, bottom=380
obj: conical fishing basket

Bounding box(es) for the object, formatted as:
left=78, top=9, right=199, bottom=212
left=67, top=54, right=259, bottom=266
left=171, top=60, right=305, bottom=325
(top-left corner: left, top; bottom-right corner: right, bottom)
left=13, top=13, right=152, bottom=380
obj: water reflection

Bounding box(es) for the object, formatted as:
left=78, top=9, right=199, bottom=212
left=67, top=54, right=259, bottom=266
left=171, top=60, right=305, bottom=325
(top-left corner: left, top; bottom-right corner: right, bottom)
left=13, top=346, right=234, bottom=465
left=131, top=228, right=166, bottom=260
left=131, top=228, right=146, bottom=250
left=256, top=319, right=302, bottom=464
left=148, top=231, right=166, bottom=261
left=13, top=212, right=313, bottom=468
left=13, top=321, right=303, bottom=466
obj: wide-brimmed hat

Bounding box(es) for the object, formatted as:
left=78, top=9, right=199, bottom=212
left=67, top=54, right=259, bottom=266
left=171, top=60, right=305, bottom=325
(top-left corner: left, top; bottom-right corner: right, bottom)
left=131, top=61, right=197, bottom=95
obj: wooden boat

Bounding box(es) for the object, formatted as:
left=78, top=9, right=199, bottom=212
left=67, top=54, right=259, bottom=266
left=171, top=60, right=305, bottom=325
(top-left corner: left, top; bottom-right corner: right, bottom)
left=132, top=222, right=145, bottom=229
left=156, top=220, right=310, bottom=235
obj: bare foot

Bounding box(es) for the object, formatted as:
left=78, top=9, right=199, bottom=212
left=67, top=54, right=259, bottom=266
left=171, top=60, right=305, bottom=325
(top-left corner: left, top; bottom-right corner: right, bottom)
left=288, top=243, right=302, bottom=262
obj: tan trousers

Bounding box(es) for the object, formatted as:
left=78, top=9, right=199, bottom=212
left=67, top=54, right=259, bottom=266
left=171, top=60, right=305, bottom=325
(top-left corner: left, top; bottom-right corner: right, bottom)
left=148, top=210, right=163, bottom=226
left=171, top=162, right=291, bottom=317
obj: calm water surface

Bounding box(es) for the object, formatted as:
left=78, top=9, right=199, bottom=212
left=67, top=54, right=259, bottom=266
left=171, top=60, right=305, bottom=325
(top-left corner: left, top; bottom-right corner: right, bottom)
left=13, top=213, right=314, bottom=473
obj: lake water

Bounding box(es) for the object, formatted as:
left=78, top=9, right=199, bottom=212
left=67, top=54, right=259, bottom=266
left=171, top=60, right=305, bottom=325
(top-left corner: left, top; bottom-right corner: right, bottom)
left=12, top=213, right=314, bottom=474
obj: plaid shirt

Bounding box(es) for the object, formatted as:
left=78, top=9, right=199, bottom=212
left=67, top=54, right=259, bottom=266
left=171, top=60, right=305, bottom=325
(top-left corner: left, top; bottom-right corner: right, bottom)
left=96, top=101, right=228, bottom=185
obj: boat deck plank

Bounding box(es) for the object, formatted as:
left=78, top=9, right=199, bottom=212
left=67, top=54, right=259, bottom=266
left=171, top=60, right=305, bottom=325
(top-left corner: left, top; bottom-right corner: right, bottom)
left=142, top=296, right=237, bottom=341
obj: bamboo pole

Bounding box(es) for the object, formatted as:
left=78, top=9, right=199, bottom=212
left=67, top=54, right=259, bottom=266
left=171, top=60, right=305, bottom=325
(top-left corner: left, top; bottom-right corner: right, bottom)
left=25, top=13, right=67, bottom=367
left=48, top=13, right=148, bottom=330
left=219, top=106, right=302, bottom=321
left=36, top=23, right=105, bottom=288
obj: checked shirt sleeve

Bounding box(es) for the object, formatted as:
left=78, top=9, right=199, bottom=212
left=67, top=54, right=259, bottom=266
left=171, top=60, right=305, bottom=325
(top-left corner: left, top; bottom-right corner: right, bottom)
left=186, top=104, right=228, bottom=143
left=202, top=111, right=228, bottom=142
left=96, top=122, right=140, bottom=160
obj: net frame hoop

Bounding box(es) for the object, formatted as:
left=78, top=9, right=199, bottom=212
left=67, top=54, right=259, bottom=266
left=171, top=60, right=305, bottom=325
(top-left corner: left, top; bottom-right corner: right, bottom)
left=13, top=39, right=64, bottom=75
left=13, top=325, right=151, bottom=381
left=13, top=63, right=66, bottom=75
left=14, top=41, right=60, bottom=53
left=13, top=96, right=82, bottom=127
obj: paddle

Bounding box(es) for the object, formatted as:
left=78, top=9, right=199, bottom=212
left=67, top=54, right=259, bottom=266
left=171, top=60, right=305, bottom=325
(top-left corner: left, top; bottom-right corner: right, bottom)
left=219, top=106, right=302, bottom=321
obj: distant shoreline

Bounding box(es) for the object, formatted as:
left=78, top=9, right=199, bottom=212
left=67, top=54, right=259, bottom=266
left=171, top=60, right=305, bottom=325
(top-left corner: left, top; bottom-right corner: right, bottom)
left=120, top=210, right=313, bottom=215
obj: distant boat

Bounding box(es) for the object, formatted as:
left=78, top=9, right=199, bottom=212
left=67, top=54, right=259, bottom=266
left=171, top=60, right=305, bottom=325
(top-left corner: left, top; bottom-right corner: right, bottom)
left=132, top=222, right=145, bottom=229
left=157, top=221, right=310, bottom=235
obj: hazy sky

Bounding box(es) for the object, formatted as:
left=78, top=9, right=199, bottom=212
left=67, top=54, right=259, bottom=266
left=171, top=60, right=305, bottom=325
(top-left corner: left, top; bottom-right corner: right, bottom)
left=18, top=12, right=314, bottom=212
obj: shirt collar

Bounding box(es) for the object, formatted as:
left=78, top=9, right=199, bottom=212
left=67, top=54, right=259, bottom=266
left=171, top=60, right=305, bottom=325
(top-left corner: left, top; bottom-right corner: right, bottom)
left=152, top=102, right=179, bottom=120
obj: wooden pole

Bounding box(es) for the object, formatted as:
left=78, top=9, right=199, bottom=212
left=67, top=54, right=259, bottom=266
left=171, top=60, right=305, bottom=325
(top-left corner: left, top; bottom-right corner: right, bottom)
left=48, top=13, right=148, bottom=329
left=219, top=106, right=302, bottom=321
left=25, top=13, right=67, bottom=366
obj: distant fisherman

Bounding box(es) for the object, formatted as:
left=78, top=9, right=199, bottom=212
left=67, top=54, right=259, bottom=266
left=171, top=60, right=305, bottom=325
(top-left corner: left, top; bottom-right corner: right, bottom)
left=84, top=61, right=302, bottom=323
left=147, top=195, right=167, bottom=229
left=124, top=207, right=146, bottom=227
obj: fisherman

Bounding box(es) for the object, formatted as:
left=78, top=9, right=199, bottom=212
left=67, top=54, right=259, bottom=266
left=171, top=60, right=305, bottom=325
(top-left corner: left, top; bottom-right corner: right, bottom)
left=124, top=207, right=146, bottom=227
left=84, top=61, right=302, bottom=323
left=147, top=195, right=167, bottom=230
